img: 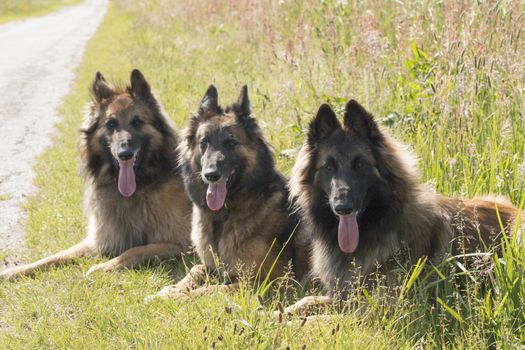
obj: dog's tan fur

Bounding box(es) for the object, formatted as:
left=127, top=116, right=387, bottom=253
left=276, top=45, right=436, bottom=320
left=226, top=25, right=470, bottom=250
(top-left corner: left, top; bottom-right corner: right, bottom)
left=147, top=86, right=311, bottom=301
left=0, top=70, right=192, bottom=280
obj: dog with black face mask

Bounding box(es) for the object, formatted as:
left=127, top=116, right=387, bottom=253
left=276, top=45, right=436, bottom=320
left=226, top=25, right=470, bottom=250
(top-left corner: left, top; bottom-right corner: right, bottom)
left=279, top=99, right=520, bottom=315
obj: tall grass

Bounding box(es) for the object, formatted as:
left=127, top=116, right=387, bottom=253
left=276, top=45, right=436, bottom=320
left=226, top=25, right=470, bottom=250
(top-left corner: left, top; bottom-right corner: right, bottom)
left=1, top=0, right=524, bottom=348
left=0, top=0, right=81, bottom=24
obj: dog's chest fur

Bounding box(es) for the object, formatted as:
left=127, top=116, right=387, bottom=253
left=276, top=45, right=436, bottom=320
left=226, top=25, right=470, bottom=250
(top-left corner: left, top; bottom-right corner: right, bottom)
left=311, top=193, right=452, bottom=295
left=85, top=176, right=192, bottom=257
left=190, top=188, right=292, bottom=279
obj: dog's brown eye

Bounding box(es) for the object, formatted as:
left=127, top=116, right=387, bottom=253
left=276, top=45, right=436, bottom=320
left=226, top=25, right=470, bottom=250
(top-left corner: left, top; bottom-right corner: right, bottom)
left=106, top=119, right=118, bottom=129
left=354, top=158, right=364, bottom=169
left=131, top=116, right=143, bottom=128
left=224, top=139, right=239, bottom=149
left=323, top=162, right=334, bottom=172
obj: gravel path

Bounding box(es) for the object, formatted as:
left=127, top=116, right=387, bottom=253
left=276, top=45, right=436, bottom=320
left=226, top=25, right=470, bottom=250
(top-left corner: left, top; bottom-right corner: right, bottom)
left=0, top=0, right=107, bottom=257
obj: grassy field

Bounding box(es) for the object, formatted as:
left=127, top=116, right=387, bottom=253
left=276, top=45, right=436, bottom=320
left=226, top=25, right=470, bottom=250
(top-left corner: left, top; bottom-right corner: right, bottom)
left=0, top=0, right=81, bottom=24
left=1, top=0, right=525, bottom=348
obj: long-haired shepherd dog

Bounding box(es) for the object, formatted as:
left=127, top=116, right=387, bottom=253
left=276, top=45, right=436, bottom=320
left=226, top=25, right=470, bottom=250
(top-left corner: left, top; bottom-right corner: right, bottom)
left=146, top=85, right=311, bottom=301
left=0, top=69, right=192, bottom=280
left=278, top=99, right=521, bottom=315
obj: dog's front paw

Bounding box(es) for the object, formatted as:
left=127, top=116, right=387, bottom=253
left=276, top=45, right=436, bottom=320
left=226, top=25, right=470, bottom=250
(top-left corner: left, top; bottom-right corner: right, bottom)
left=144, top=285, right=187, bottom=303
left=254, top=302, right=291, bottom=322
left=86, top=262, right=117, bottom=276
left=0, top=269, right=16, bottom=281
left=271, top=303, right=293, bottom=322
left=0, top=266, right=27, bottom=281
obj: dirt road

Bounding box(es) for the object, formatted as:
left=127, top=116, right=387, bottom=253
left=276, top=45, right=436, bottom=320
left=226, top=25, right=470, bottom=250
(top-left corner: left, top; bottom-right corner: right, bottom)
left=0, top=0, right=107, bottom=255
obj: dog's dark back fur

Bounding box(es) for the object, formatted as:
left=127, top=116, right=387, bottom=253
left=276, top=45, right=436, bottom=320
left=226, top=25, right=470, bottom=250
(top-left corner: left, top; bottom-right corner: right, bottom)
left=179, top=85, right=311, bottom=282
left=79, top=70, right=192, bottom=256
left=291, top=100, right=520, bottom=297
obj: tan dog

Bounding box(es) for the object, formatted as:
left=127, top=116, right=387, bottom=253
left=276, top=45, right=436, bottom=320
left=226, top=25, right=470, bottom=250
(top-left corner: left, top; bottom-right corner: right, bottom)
left=0, top=69, right=192, bottom=280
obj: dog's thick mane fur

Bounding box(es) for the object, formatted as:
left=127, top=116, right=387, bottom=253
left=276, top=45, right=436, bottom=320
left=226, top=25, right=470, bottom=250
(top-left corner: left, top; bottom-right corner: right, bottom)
left=0, top=71, right=192, bottom=281
left=177, top=99, right=277, bottom=207
left=76, top=70, right=191, bottom=257
left=290, top=122, right=420, bottom=227
left=289, top=101, right=519, bottom=298
left=80, top=81, right=180, bottom=187
left=175, top=86, right=311, bottom=284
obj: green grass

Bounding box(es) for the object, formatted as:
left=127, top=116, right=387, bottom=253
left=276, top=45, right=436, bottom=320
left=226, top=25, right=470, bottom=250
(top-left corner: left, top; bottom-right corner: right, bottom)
left=0, top=0, right=82, bottom=25
left=1, top=0, right=525, bottom=348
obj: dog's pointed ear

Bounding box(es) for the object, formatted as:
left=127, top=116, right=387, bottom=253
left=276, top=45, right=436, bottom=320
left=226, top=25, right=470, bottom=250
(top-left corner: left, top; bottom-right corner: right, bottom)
left=343, top=100, right=383, bottom=143
left=307, top=104, right=341, bottom=145
left=129, top=69, right=153, bottom=103
left=236, top=85, right=250, bottom=117
left=199, top=85, right=219, bottom=114
left=91, top=72, right=113, bottom=102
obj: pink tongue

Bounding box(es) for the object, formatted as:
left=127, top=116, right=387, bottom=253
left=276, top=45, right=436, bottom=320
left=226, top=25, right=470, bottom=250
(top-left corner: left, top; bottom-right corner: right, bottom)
left=206, top=181, right=227, bottom=211
left=338, top=213, right=359, bottom=253
left=118, top=158, right=136, bottom=197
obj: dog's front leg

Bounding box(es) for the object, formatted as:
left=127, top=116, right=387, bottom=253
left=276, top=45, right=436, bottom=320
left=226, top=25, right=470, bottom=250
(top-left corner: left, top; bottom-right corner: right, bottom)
left=275, top=295, right=334, bottom=318
left=152, top=281, right=240, bottom=302
left=0, top=240, right=95, bottom=281
left=144, top=264, right=209, bottom=303
left=186, top=282, right=239, bottom=298
left=86, top=242, right=185, bottom=275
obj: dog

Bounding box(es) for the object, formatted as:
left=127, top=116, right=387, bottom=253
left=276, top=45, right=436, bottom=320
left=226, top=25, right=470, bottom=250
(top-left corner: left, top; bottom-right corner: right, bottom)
left=278, top=99, right=521, bottom=315
left=0, top=69, right=192, bottom=280
left=146, top=85, right=311, bottom=301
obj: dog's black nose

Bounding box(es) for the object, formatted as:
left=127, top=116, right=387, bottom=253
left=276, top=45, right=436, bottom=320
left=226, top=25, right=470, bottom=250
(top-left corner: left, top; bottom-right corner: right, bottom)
left=118, top=150, right=134, bottom=161
left=204, top=170, right=221, bottom=182
left=334, top=202, right=353, bottom=216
